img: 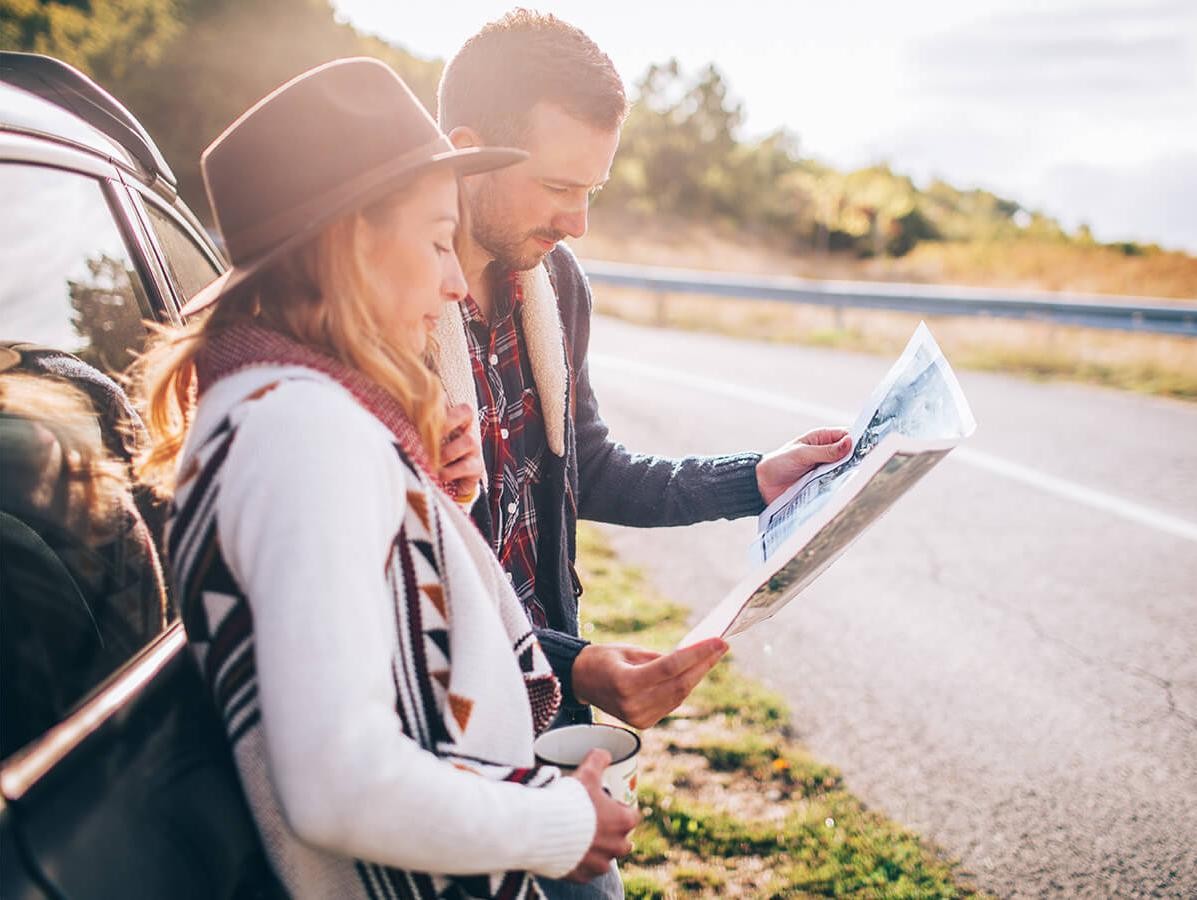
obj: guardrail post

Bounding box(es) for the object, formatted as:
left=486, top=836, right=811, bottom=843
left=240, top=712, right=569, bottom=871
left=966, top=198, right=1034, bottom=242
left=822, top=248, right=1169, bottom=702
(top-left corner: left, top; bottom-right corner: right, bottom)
left=655, top=291, right=669, bottom=327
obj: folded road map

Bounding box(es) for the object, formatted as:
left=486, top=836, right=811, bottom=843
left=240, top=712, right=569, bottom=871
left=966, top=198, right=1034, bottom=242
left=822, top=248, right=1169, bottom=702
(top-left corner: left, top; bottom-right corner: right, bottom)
left=680, top=322, right=977, bottom=646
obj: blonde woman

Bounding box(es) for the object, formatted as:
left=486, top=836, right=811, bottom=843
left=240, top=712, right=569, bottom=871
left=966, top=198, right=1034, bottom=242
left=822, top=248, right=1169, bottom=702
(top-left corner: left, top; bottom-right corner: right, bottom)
left=135, top=59, right=637, bottom=900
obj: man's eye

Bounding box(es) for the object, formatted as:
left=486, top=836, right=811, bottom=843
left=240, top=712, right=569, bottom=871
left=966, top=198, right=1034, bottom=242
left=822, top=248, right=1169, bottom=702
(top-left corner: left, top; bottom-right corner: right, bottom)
left=544, top=183, right=568, bottom=194
left=434, top=242, right=452, bottom=254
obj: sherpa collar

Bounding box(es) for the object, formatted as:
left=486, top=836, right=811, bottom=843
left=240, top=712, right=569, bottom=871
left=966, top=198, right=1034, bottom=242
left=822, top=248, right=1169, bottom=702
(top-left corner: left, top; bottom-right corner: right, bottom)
left=432, top=260, right=568, bottom=459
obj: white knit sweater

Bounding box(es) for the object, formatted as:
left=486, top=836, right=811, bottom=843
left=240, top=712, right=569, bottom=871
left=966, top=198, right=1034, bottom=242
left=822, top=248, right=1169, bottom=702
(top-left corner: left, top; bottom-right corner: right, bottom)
left=169, top=365, right=596, bottom=898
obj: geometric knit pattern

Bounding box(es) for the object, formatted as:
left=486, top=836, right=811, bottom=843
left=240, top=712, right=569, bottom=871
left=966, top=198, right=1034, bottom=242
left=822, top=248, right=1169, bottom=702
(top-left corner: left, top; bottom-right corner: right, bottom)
left=167, top=376, right=563, bottom=900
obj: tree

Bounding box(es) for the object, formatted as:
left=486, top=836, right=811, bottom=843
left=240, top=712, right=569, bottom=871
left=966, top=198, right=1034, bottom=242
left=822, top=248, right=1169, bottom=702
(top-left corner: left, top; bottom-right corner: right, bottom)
left=607, top=60, right=745, bottom=218
left=1, top=0, right=181, bottom=80
left=2, top=0, right=442, bottom=221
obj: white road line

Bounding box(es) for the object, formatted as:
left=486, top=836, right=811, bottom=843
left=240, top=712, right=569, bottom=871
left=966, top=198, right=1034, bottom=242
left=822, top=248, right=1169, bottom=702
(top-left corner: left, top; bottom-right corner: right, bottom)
left=591, top=353, right=1197, bottom=544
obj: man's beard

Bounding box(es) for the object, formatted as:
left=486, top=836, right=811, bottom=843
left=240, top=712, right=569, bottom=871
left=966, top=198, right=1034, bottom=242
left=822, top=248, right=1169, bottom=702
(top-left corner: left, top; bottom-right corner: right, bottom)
left=470, top=180, right=565, bottom=272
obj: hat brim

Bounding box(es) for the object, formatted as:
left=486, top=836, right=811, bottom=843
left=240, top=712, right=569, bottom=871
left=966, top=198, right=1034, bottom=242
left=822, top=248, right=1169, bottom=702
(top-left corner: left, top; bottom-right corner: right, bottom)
left=180, top=144, right=526, bottom=319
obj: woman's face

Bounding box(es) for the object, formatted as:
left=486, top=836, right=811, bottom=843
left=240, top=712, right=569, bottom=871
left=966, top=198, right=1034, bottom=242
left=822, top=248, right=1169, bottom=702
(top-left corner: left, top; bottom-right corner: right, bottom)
left=360, top=169, right=466, bottom=355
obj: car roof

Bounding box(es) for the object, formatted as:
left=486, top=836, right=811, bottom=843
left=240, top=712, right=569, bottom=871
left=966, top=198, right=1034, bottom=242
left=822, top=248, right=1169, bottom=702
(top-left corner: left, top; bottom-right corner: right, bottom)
left=0, top=53, right=176, bottom=192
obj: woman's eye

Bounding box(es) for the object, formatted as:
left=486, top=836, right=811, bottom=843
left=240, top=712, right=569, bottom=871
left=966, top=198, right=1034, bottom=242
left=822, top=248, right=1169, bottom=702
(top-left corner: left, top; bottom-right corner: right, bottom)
left=544, top=183, right=568, bottom=194
left=434, top=242, right=452, bottom=254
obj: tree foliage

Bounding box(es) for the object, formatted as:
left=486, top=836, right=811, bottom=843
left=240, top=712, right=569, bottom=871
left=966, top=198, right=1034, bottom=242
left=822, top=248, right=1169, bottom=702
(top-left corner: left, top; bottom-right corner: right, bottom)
left=1, top=0, right=441, bottom=220
left=602, top=59, right=1078, bottom=258
left=2, top=5, right=1100, bottom=257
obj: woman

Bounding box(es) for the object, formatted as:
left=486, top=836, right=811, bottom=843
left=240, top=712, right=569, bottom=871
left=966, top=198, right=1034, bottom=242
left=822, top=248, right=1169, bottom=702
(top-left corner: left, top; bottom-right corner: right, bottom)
left=135, top=59, right=636, bottom=899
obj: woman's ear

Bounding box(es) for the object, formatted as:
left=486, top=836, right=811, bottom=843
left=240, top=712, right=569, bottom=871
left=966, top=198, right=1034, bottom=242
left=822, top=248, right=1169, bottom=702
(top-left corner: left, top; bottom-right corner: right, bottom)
left=447, top=126, right=482, bottom=150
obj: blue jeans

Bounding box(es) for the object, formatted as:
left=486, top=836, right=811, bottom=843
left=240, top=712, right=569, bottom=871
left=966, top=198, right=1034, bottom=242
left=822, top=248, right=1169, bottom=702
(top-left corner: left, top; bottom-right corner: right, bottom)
left=536, top=862, right=623, bottom=899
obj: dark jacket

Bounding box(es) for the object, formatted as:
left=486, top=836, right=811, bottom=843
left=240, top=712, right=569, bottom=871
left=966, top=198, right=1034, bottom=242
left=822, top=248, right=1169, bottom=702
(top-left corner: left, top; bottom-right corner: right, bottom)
left=471, top=245, right=766, bottom=723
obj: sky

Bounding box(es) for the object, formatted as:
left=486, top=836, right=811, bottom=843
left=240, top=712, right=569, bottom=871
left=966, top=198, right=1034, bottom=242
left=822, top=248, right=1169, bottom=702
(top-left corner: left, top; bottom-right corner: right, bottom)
left=331, top=0, right=1197, bottom=252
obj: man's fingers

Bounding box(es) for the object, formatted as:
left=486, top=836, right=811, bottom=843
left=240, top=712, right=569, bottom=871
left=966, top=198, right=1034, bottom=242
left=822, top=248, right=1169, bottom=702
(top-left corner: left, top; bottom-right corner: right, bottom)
left=619, top=646, right=661, bottom=665
left=638, top=638, right=727, bottom=683
left=801, top=427, right=851, bottom=446
left=676, top=642, right=729, bottom=693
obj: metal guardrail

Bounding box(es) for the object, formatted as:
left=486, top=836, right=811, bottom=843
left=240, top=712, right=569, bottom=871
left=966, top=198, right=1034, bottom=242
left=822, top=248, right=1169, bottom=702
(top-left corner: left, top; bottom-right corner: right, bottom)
left=581, top=260, right=1197, bottom=337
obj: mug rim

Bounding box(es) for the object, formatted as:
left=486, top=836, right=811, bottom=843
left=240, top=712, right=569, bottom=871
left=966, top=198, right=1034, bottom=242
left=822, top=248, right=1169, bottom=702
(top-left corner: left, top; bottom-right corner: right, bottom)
left=533, top=723, right=642, bottom=767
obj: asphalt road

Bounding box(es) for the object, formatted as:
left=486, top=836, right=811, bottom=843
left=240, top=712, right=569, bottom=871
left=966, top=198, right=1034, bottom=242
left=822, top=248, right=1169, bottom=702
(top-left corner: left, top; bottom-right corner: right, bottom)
left=584, top=315, right=1197, bottom=898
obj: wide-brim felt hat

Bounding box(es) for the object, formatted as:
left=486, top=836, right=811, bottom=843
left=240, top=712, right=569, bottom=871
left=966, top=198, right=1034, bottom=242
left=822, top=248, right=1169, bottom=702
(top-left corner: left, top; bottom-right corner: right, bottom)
left=181, top=57, right=526, bottom=317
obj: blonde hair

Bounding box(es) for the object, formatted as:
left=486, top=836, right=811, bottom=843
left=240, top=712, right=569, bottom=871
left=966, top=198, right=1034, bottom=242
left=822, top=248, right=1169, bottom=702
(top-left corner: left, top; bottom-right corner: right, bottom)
left=0, top=372, right=131, bottom=541
left=134, top=189, right=447, bottom=497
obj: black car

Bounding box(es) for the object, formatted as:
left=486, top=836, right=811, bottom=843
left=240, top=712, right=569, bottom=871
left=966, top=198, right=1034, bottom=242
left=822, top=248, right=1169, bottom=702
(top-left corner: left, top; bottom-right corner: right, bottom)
left=0, top=53, right=274, bottom=898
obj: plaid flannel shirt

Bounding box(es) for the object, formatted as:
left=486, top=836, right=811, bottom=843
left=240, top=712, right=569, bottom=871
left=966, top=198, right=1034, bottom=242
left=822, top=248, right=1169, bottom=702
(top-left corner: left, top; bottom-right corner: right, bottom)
left=460, top=276, right=549, bottom=628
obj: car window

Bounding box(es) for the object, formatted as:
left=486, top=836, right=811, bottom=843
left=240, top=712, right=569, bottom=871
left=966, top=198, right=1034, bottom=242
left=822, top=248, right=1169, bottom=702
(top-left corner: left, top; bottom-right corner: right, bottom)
left=143, top=203, right=221, bottom=304
left=0, top=163, right=154, bottom=376
left=0, top=164, right=168, bottom=760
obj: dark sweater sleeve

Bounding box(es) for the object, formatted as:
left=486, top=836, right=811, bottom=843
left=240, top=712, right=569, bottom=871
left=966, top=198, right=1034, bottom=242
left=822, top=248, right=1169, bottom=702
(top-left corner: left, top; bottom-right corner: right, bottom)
left=535, top=627, right=589, bottom=712
left=552, top=247, right=766, bottom=527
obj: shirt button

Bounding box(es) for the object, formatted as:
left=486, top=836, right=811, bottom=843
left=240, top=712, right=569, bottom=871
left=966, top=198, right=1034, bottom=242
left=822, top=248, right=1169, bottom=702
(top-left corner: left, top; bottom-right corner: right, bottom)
left=507, top=501, right=518, bottom=515
left=488, top=353, right=499, bottom=366
left=500, top=427, right=510, bottom=440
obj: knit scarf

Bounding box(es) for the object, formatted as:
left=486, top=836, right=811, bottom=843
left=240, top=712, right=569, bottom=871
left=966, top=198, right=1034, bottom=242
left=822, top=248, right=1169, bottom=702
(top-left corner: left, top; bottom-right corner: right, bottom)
left=196, top=323, right=460, bottom=499
left=183, top=325, right=567, bottom=898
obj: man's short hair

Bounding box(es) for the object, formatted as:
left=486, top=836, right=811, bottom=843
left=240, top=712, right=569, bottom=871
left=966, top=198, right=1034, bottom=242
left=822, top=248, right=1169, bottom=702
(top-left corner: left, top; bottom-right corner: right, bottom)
left=438, top=9, right=628, bottom=144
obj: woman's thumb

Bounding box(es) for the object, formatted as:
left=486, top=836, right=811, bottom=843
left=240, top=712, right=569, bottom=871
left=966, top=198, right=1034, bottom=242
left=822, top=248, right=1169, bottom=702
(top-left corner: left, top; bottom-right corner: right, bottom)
left=576, top=748, right=612, bottom=780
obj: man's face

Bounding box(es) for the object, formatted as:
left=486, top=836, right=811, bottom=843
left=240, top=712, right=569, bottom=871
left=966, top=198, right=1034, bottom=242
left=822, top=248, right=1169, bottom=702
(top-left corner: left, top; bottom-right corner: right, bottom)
left=463, top=102, right=620, bottom=272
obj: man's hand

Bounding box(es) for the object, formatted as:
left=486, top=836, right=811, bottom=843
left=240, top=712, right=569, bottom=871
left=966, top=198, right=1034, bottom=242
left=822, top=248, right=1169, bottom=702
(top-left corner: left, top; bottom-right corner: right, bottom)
left=756, top=427, right=853, bottom=506
left=564, top=750, right=641, bottom=882
left=438, top=403, right=483, bottom=502
left=571, top=638, right=729, bottom=729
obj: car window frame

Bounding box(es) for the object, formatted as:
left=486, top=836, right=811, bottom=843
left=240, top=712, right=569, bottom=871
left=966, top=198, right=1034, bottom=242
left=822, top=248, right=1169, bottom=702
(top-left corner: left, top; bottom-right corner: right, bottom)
left=125, top=180, right=226, bottom=316
left=0, top=625, right=188, bottom=799
left=0, top=152, right=182, bottom=772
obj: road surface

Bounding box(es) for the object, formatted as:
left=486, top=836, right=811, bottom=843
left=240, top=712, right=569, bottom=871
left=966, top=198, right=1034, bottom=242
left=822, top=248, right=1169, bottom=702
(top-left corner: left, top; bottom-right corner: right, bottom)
left=585, top=315, right=1197, bottom=898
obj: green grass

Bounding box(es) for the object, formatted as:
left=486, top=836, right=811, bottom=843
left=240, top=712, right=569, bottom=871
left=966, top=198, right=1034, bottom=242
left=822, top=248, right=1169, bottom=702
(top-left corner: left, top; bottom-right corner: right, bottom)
left=576, top=524, right=985, bottom=898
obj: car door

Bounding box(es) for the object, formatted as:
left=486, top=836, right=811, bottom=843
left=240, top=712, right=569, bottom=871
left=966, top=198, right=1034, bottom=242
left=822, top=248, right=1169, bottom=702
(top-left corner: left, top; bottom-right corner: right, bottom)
left=0, top=155, right=274, bottom=898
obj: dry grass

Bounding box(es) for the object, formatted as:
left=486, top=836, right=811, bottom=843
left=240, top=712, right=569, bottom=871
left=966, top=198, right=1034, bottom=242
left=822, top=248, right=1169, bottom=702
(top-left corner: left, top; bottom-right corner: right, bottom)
left=574, top=212, right=1197, bottom=399
left=896, top=240, right=1197, bottom=301
left=578, top=210, right=1197, bottom=301
left=592, top=288, right=1197, bottom=400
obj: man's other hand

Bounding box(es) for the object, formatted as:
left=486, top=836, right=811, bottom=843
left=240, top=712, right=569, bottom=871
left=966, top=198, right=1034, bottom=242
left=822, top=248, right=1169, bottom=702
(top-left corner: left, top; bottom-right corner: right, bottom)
left=571, top=638, right=729, bottom=729
left=756, top=427, right=853, bottom=506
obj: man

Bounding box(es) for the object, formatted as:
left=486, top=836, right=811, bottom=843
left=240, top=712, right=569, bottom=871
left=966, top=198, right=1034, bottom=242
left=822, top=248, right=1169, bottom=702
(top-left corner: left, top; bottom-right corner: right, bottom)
left=434, top=11, right=851, bottom=733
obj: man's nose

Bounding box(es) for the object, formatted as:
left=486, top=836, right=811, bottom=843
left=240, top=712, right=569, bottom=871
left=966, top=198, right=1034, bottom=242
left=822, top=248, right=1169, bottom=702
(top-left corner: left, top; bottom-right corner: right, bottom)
left=553, top=202, right=589, bottom=240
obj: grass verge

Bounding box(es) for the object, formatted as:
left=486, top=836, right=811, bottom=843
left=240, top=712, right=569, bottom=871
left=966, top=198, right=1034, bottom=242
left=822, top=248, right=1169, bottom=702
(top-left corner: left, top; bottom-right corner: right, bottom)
left=576, top=524, right=985, bottom=898
left=592, top=288, right=1197, bottom=401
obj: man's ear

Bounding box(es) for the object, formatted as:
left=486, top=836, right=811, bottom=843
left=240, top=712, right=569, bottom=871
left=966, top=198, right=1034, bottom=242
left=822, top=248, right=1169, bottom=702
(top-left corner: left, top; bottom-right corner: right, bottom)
left=448, top=126, right=482, bottom=150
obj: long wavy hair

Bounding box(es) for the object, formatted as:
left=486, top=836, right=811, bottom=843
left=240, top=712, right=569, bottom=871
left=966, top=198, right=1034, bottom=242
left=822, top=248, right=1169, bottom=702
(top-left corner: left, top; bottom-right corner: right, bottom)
left=0, top=372, right=131, bottom=540
left=134, top=186, right=449, bottom=497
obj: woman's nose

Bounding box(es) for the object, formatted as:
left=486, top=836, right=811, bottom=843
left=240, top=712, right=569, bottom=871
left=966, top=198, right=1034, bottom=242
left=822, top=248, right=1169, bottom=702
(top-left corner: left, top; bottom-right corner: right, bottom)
left=442, top=253, right=467, bottom=302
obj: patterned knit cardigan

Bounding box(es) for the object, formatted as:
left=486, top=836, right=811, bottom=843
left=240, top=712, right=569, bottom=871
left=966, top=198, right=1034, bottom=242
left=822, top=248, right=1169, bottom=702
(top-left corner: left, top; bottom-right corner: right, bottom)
left=166, top=346, right=593, bottom=900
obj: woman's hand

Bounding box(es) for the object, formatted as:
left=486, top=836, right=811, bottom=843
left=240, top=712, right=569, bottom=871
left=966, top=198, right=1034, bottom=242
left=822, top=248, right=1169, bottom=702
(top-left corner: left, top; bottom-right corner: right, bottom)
left=438, top=403, right=482, bottom=502
left=755, top=427, right=853, bottom=506
left=564, top=750, right=641, bottom=882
